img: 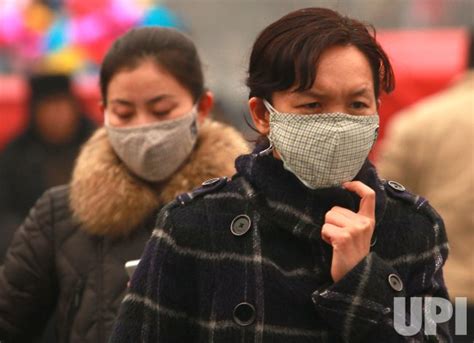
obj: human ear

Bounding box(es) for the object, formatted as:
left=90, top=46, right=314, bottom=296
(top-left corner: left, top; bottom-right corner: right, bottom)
left=196, top=91, right=213, bottom=124
left=248, top=97, right=270, bottom=135
left=376, top=98, right=381, bottom=111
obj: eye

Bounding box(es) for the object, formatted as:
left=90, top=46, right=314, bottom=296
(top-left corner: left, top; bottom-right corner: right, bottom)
left=152, top=109, right=172, bottom=117
left=153, top=111, right=168, bottom=116
left=302, top=102, right=321, bottom=110
left=351, top=101, right=368, bottom=110
left=151, top=103, right=176, bottom=117
left=110, top=103, right=134, bottom=119
left=113, top=110, right=134, bottom=119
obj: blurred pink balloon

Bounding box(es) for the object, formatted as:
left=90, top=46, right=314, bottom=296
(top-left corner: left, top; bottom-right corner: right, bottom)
left=70, top=13, right=107, bottom=44
left=0, top=9, right=24, bottom=45
left=69, top=1, right=140, bottom=46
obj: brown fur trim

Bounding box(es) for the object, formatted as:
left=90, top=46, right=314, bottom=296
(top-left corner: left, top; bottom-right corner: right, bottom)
left=69, top=120, right=249, bottom=237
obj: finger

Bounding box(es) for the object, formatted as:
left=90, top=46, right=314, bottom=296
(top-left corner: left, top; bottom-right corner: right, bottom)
left=321, top=223, right=349, bottom=246
left=329, top=206, right=374, bottom=236
left=325, top=209, right=351, bottom=227
left=321, top=223, right=337, bottom=245
left=330, top=206, right=359, bottom=220
left=342, top=181, right=375, bottom=218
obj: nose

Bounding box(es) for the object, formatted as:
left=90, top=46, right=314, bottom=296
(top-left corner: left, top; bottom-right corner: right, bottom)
left=134, top=112, right=160, bottom=126
left=325, top=105, right=346, bottom=113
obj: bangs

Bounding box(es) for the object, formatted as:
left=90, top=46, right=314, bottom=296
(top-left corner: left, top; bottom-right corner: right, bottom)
left=272, top=31, right=360, bottom=94
left=247, top=8, right=394, bottom=100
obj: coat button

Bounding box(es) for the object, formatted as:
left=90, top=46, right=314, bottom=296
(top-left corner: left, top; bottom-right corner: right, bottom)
left=230, top=215, right=252, bottom=236
left=202, top=177, right=221, bottom=187
left=388, top=273, right=404, bottom=292
left=233, top=302, right=256, bottom=326
left=387, top=180, right=406, bottom=192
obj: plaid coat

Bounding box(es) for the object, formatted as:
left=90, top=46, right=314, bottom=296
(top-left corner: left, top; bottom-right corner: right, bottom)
left=110, top=150, right=451, bottom=343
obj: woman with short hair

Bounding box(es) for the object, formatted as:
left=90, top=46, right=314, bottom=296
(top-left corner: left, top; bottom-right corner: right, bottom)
left=111, top=9, right=451, bottom=342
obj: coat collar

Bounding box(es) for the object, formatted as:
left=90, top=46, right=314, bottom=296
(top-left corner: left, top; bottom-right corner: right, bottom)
left=235, top=145, right=387, bottom=240
left=70, top=120, right=249, bottom=237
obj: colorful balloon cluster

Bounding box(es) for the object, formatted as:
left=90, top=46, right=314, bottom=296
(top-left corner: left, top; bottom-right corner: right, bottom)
left=0, top=0, right=182, bottom=74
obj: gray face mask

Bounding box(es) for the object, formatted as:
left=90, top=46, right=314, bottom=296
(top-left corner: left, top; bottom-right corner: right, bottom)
left=105, top=107, right=198, bottom=182
left=264, top=100, right=379, bottom=189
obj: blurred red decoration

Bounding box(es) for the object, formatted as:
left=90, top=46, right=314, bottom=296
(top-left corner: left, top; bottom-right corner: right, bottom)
left=371, top=28, right=468, bottom=159
left=65, top=0, right=110, bottom=17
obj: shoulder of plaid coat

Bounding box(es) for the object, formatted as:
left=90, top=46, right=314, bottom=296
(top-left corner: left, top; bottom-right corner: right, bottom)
left=110, top=175, right=452, bottom=343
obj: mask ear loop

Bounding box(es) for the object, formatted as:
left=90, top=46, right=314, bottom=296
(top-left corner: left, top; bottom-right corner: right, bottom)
left=257, top=99, right=276, bottom=157
left=191, top=90, right=205, bottom=129
left=258, top=141, right=273, bottom=156
left=191, top=103, right=200, bottom=136
left=262, top=99, right=277, bottom=114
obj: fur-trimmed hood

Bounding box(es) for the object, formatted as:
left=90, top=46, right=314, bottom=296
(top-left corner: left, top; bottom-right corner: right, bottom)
left=70, top=120, right=249, bottom=237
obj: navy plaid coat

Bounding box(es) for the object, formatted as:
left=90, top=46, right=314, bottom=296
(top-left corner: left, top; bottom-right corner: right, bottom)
left=110, top=150, right=451, bottom=342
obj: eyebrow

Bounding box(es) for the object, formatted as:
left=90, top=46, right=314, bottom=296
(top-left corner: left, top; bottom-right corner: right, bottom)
left=350, top=87, right=372, bottom=97
left=296, top=86, right=373, bottom=99
left=145, top=94, right=173, bottom=105
left=298, top=89, right=327, bottom=99
left=109, top=94, right=173, bottom=106
left=110, top=99, right=133, bottom=106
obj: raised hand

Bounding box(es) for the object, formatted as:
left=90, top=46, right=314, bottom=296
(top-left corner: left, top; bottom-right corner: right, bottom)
left=321, top=181, right=376, bottom=283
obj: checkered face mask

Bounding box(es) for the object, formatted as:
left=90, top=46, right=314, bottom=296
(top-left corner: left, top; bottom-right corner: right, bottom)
left=264, top=100, right=379, bottom=189
left=105, top=106, right=198, bottom=182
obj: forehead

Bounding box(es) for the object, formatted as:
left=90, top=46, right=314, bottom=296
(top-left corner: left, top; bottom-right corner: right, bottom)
left=107, top=60, right=188, bottom=100
left=319, top=45, right=373, bottom=89
left=293, top=45, right=375, bottom=96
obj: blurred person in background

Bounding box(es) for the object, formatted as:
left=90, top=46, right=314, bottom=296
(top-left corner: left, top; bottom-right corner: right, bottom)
left=111, top=8, right=451, bottom=342
left=0, top=74, right=95, bottom=262
left=378, top=30, right=474, bottom=342
left=0, top=27, right=248, bottom=343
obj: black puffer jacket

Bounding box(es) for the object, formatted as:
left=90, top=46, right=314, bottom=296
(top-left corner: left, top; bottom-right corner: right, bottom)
left=0, top=116, right=95, bottom=263
left=0, top=121, right=249, bottom=342
left=0, top=185, right=153, bottom=342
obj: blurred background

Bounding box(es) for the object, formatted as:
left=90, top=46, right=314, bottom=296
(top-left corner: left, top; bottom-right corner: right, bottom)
left=0, top=0, right=473, bottom=258
left=0, top=0, right=473, bottom=148
left=0, top=1, right=473, bottom=341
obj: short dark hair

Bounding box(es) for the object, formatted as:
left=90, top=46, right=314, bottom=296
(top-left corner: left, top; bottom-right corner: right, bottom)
left=100, top=27, right=204, bottom=104
left=28, top=74, right=77, bottom=115
left=29, top=74, right=73, bottom=104
left=246, top=7, right=395, bottom=100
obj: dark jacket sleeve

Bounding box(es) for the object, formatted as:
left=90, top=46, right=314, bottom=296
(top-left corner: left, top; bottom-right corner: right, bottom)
left=110, top=202, right=199, bottom=343
left=0, top=190, right=58, bottom=342
left=311, top=202, right=451, bottom=343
